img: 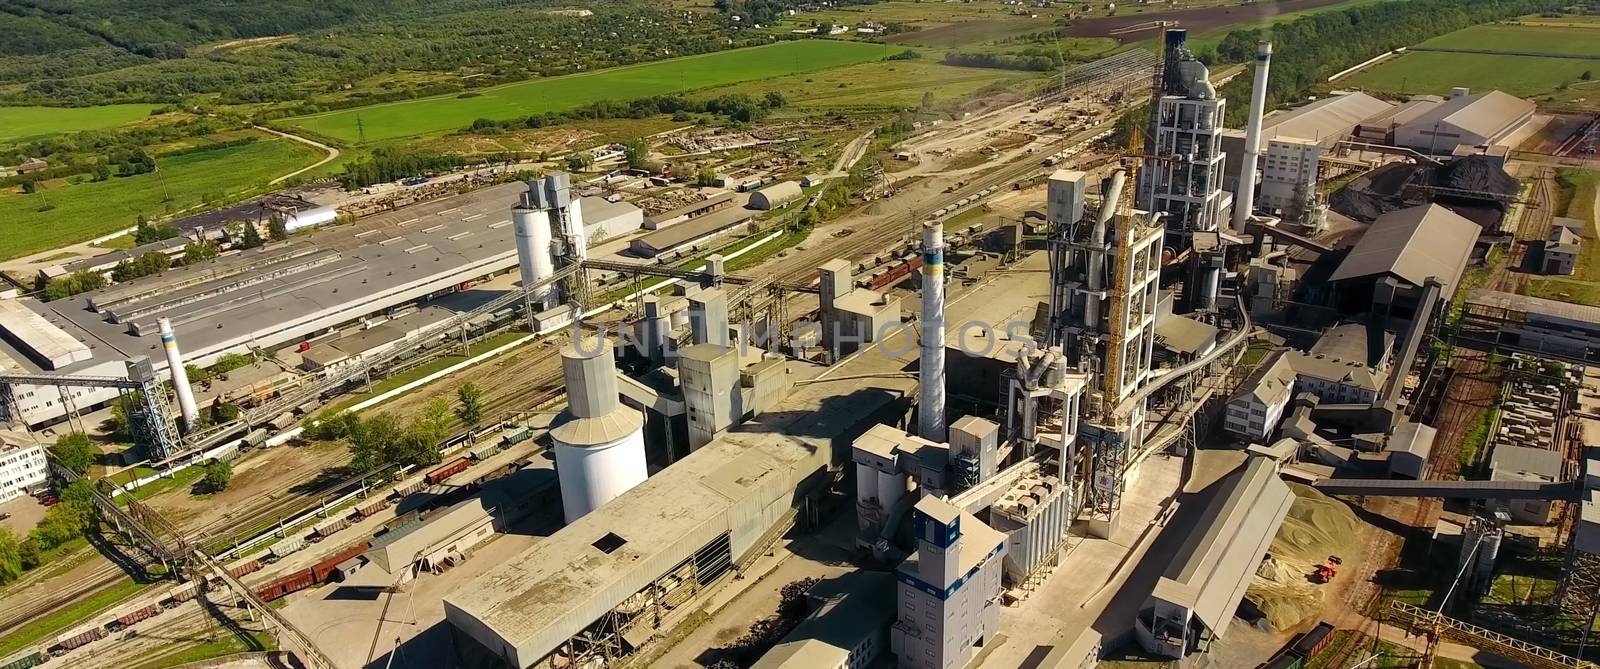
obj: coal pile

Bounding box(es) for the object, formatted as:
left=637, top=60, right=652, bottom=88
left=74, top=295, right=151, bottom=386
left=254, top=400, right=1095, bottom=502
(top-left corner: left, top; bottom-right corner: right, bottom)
left=1329, top=162, right=1421, bottom=222
left=1435, top=154, right=1518, bottom=201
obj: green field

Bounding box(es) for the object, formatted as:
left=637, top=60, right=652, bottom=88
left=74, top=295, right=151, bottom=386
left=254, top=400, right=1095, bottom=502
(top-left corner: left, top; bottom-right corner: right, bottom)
left=1416, top=23, right=1600, bottom=57
left=0, top=104, right=160, bottom=143
left=0, top=139, right=320, bottom=260
left=692, top=60, right=1041, bottom=111
left=1344, top=50, right=1598, bottom=97
left=283, top=40, right=900, bottom=145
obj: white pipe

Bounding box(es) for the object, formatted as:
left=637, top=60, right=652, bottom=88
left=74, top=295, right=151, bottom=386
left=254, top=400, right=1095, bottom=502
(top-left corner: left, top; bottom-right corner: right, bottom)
left=918, top=222, right=947, bottom=443
left=1233, top=41, right=1272, bottom=233
left=158, top=317, right=199, bottom=430
left=1085, top=170, right=1127, bottom=328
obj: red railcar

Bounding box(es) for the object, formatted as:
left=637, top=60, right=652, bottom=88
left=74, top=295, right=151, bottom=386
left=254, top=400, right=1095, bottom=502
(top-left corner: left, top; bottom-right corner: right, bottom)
left=255, top=570, right=315, bottom=602
left=425, top=457, right=471, bottom=485
left=312, top=542, right=371, bottom=583
left=228, top=559, right=263, bottom=579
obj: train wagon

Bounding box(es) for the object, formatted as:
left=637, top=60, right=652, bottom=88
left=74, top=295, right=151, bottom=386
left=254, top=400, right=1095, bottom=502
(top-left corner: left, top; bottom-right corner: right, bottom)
left=267, top=412, right=296, bottom=432
left=268, top=536, right=308, bottom=560
left=425, top=458, right=471, bottom=485
left=312, top=542, right=372, bottom=583
left=162, top=582, right=198, bottom=606
left=0, top=651, right=45, bottom=669
left=469, top=442, right=501, bottom=461
left=356, top=497, right=391, bottom=518
left=255, top=570, right=316, bottom=602
left=107, top=604, right=160, bottom=632
left=227, top=559, right=263, bottom=579
left=501, top=427, right=533, bottom=446
left=312, top=515, right=351, bottom=539
left=50, top=627, right=106, bottom=653
left=391, top=479, right=426, bottom=498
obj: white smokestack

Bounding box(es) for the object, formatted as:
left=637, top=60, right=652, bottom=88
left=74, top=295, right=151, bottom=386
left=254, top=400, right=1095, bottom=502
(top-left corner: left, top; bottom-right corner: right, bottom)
left=1233, top=40, right=1272, bottom=233
left=918, top=222, right=947, bottom=443
left=158, top=318, right=199, bottom=430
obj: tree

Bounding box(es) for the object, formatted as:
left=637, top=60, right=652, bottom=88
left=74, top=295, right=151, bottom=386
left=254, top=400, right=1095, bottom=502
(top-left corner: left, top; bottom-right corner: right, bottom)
left=92, top=163, right=111, bottom=182
left=347, top=413, right=404, bottom=472
left=1583, top=70, right=1594, bottom=81
left=696, top=166, right=720, bottom=187
left=403, top=399, right=451, bottom=465
left=268, top=218, right=289, bottom=241
left=44, top=270, right=107, bottom=301
left=566, top=152, right=594, bottom=172
left=19, top=179, right=36, bottom=194
left=133, top=217, right=179, bottom=244
left=456, top=383, right=484, bottom=426
left=202, top=459, right=232, bottom=492
left=182, top=240, right=218, bottom=265
left=920, top=91, right=935, bottom=111
left=622, top=139, right=651, bottom=171
left=0, top=529, right=22, bottom=586
left=211, top=352, right=252, bottom=374
left=763, top=91, right=787, bottom=109
left=238, top=222, right=264, bottom=249
left=49, top=433, right=95, bottom=476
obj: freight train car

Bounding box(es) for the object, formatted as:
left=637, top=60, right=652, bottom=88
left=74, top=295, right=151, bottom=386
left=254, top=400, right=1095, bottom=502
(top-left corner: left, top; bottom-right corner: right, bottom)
left=425, top=457, right=470, bottom=485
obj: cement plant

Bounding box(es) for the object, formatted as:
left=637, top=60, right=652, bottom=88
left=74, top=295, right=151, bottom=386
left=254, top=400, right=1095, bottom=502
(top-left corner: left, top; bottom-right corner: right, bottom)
left=2, top=7, right=1600, bottom=669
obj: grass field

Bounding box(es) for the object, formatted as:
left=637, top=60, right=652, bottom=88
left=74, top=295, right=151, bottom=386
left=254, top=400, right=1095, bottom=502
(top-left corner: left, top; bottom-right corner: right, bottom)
left=0, top=104, right=160, bottom=143
left=283, top=40, right=900, bottom=145
left=1343, top=51, right=1597, bottom=97
left=0, top=578, right=151, bottom=658
left=1417, top=22, right=1600, bottom=57
left=691, top=60, right=1040, bottom=112
left=0, top=138, right=320, bottom=260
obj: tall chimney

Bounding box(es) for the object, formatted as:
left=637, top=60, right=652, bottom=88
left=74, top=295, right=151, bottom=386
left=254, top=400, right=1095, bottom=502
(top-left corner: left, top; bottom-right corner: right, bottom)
left=918, top=222, right=947, bottom=443
left=157, top=318, right=199, bottom=430
left=1233, top=40, right=1272, bottom=233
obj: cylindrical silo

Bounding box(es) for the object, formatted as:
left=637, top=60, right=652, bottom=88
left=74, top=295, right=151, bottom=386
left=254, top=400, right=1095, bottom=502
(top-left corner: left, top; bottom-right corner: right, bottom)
left=513, top=186, right=556, bottom=311
left=876, top=469, right=908, bottom=511
left=855, top=462, right=877, bottom=505
left=551, top=336, right=647, bottom=524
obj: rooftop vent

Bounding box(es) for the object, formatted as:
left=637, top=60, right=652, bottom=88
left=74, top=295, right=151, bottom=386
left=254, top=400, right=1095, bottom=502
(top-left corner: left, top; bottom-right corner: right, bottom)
left=593, top=532, right=627, bottom=554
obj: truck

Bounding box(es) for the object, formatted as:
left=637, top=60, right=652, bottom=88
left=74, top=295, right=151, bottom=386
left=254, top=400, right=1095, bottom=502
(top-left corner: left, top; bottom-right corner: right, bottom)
left=1041, top=156, right=1059, bottom=166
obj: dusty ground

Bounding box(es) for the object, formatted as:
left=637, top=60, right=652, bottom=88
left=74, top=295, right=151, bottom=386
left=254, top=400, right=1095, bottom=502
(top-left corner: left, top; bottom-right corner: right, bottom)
left=1247, top=485, right=1363, bottom=632
left=147, top=439, right=353, bottom=533
left=0, top=494, right=46, bottom=535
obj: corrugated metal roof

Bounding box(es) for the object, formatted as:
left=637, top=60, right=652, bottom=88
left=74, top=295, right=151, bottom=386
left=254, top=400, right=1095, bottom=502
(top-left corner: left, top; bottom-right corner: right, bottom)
left=1155, top=315, right=1218, bottom=355
left=0, top=299, right=91, bottom=370
left=632, top=206, right=753, bottom=254
left=1384, top=422, right=1435, bottom=458
left=443, top=429, right=828, bottom=667
left=1467, top=288, right=1600, bottom=325
left=1259, top=92, right=1395, bottom=146
left=1230, top=348, right=1296, bottom=405
left=1150, top=456, right=1294, bottom=637
left=1328, top=204, right=1480, bottom=291
left=1407, top=90, right=1534, bottom=141
left=1492, top=444, right=1562, bottom=480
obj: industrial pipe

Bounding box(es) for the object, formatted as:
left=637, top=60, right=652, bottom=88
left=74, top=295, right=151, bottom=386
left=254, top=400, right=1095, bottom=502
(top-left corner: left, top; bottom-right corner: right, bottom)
left=918, top=222, right=947, bottom=443
left=1085, top=170, right=1127, bottom=328
left=157, top=317, right=199, bottom=431
left=1232, top=41, right=1272, bottom=232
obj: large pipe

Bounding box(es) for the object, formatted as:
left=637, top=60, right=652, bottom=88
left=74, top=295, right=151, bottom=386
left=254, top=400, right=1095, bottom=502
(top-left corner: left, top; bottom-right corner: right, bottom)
left=1232, top=41, right=1272, bottom=233
left=157, top=318, right=198, bottom=430
left=1084, top=170, right=1127, bottom=328
left=918, top=222, right=947, bottom=443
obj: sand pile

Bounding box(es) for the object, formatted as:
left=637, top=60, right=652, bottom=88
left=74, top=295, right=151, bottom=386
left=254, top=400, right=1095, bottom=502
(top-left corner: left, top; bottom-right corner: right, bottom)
left=1246, top=484, right=1362, bottom=631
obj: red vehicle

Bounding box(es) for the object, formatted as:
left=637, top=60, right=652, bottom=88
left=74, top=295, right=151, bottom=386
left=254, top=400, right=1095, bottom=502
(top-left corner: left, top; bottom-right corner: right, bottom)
left=425, top=457, right=471, bottom=486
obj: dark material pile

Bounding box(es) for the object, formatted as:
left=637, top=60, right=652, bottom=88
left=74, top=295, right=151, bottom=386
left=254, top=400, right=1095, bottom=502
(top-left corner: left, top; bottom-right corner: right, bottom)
left=1434, top=155, right=1518, bottom=201
left=1329, top=163, right=1420, bottom=222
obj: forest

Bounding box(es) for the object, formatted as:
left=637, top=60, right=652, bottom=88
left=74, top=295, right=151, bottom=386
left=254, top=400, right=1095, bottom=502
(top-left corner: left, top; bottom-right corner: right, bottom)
left=1211, top=0, right=1565, bottom=126
left=0, top=0, right=758, bottom=107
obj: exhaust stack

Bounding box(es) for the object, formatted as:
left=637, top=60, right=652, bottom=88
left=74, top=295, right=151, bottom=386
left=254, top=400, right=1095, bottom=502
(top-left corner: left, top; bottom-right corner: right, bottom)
left=157, top=318, right=199, bottom=430
left=918, top=223, right=947, bottom=443
left=1232, top=40, right=1272, bottom=232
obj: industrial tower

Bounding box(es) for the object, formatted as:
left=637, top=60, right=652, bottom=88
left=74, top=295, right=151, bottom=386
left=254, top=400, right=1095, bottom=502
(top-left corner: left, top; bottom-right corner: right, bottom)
left=512, top=173, right=587, bottom=313
left=1139, top=29, right=1228, bottom=311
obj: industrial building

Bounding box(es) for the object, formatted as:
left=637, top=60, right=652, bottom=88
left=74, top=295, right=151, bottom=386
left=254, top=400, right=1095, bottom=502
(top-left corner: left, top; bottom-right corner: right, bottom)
left=578, top=196, right=643, bottom=244
left=1385, top=421, right=1436, bottom=480
left=1490, top=445, right=1563, bottom=524
left=891, top=496, right=1005, bottom=669
left=0, top=436, right=46, bottom=502
left=364, top=467, right=556, bottom=579
left=1391, top=88, right=1535, bottom=155
left=1461, top=289, right=1600, bottom=362
left=630, top=207, right=753, bottom=258
left=1135, top=456, right=1293, bottom=658
left=1224, top=348, right=1294, bottom=442
left=1221, top=91, right=1394, bottom=192
left=1328, top=203, right=1479, bottom=319
left=747, top=181, right=803, bottom=210
left=36, top=236, right=191, bottom=285
left=643, top=192, right=738, bottom=230
left=1139, top=29, right=1228, bottom=308
left=818, top=259, right=901, bottom=359
left=751, top=573, right=897, bottom=669
left=1544, top=225, right=1580, bottom=276
left=298, top=307, right=457, bottom=373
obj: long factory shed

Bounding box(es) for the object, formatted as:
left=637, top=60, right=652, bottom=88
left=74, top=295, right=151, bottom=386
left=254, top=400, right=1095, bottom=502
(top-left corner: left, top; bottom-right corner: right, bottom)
left=20, top=181, right=531, bottom=373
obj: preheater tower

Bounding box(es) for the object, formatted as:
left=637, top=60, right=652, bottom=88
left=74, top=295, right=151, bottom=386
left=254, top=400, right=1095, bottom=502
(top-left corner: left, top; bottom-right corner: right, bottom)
left=918, top=222, right=947, bottom=443
left=551, top=336, right=646, bottom=524
left=512, top=173, right=586, bottom=312
left=157, top=317, right=198, bottom=431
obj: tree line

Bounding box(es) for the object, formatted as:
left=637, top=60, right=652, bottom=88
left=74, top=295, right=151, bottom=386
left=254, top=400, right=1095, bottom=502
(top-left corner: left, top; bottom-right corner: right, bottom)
left=461, top=91, right=789, bottom=138
left=1211, top=0, right=1563, bottom=127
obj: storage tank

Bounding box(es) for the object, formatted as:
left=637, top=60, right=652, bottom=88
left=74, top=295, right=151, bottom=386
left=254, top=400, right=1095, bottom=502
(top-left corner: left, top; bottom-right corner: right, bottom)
left=513, top=191, right=556, bottom=311
left=551, top=336, right=647, bottom=524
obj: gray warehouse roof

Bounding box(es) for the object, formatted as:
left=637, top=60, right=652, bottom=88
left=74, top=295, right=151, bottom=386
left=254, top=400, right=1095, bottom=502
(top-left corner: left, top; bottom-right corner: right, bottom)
left=1258, top=92, right=1395, bottom=146
left=1148, top=456, right=1294, bottom=638
left=1467, top=289, right=1600, bottom=325
left=1230, top=348, right=1294, bottom=405
left=1402, top=90, right=1534, bottom=143
left=442, top=429, right=829, bottom=668
left=1492, top=445, right=1563, bottom=481
left=1329, top=204, right=1480, bottom=292
left=631, top=206, right=753, bottom=257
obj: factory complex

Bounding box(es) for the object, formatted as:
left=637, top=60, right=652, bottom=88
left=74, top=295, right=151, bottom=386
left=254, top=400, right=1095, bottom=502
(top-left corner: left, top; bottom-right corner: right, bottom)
left=2, top=18, right=1599, bottom=669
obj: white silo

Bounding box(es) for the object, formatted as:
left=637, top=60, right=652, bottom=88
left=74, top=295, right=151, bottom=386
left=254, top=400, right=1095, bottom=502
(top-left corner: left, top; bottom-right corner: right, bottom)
left=551, top=335, right=647, bottom=524
left=513, top=187, right=557, bottom=311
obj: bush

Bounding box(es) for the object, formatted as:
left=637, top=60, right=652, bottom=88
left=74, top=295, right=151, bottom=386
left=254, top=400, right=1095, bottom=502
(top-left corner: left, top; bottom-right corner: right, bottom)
left=49, top=433, right=95, bottom=476
left=44, top=270, right=107, bottom=301
left=202, top=459, right=232, bottom=493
